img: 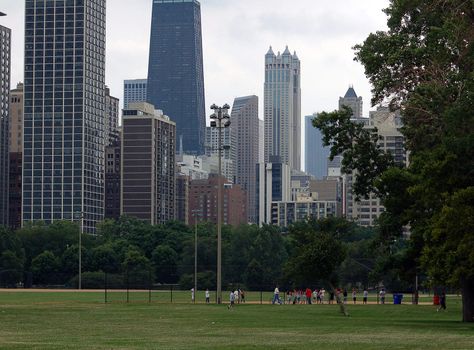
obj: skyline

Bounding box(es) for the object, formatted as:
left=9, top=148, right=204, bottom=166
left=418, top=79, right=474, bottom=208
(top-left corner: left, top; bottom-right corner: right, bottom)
left=2, top=0, right=389, bottom=119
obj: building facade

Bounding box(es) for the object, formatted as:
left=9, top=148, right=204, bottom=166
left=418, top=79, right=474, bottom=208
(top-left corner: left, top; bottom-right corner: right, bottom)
left=188, top=174, right=247, bottom=227
left=105, top=87, right=119, bottom=146
left=231, top=95, right=259, bottom=223
left=22, top=0, right=106, bottom=233
left=0, top=21, right=10, bottom=226
left=147, top=0, right=205, bottom=155
left=264, top=46, right=301, bottom=170
left=347, top=107, right=407, bottom=226
left=105, top=139, right=121, bottom=220
left=205, top=125, right=236, bottom=182
left=305, top=114, right=330, bottom=179
left=271, top=200, right=340, bottom=228
left=123, top=79, right=147, bottom=110
left=121, top=103, right=176, bottom=224
left=8, top=83, right=23, bottom=229
left=176, top=174, right=189, bottom=225
left=256, top=156, right=291, bottom=225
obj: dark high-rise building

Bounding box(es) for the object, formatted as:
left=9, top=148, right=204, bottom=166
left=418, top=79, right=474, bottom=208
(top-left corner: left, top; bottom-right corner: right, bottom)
left=105, top=138, right=121, bottom=221
left=121, top=102, right=176, bottom=224
left=147, top=0, right=205, bottom=155
left=0, top=20, right=11, bottom=226
left=23, top=0, right=106, bottom=233
left=105, top=87, right=119, bottom=146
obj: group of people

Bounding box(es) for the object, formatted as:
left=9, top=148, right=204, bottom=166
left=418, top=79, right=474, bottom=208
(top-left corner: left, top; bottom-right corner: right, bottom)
left=228, top=289, right=246, bottom=308
left=280, top=287, right=371, bottom=305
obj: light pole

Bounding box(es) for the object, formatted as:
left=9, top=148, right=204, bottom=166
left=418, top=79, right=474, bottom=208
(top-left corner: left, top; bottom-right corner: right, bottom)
left=210, top=103, right=231, bottom=304
left=74, top=211, right=83, bottom=290
left=192, top=209, right=201, bottom=304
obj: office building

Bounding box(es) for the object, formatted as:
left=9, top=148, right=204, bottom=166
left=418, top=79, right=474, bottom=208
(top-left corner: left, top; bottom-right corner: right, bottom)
left=123, top=79, right=147, bottom=110
left=105, top=87, right=119, bottom=146
left=339, top=86, right=363, bottom=119
left=0, top=21, right=10, bottom=226
left=22, top=0, right=106, bottom=233
left=8, top=83, right=23, bottom=229
left=231, top=95, right=259, bottom=223
left=188, top=174, right=247, bottom=227
left=121, top=102, right=176, bottom=224
left=264, top=46, right=301, bottom=170
left=147, top=0, right=205, bottom=155
left=256, top=156, right=291, bottom=225
left=347, top=107, right=407, bottom=226
left=305, top=114, right=330, bottom=179
left=259, top=118, right=264, bottom=164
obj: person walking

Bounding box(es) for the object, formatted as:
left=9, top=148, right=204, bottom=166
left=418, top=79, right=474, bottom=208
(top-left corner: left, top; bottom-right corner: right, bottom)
left=343, top=289, right=348, bottom=304
left=305, top=288, right=312, bottom=305
left=191, top=288, right=195, bottom=303
left=272, top=286, right=282, bottom=305
left=205, top=289, right=210, bottom=304
left=352, top=288, right=357, bottom=304
left=380, top=288, right=386, bottom=304
left=241, top=290, right=245, bottom=303
left=437, top=292, right=447, bottom=312
left=363, top=289, right=368, bottom=304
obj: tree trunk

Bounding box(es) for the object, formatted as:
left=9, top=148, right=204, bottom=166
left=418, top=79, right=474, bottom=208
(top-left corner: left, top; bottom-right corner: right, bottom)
left=462, top=279, right=474, bottom=322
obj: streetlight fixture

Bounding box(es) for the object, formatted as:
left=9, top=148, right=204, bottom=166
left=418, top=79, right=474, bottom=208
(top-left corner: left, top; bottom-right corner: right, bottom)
left=209, top=103, right=231, bottom=304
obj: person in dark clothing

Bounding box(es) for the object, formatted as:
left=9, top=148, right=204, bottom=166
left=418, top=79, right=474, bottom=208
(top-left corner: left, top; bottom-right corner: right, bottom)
left=437, top=292, right=447, bottom=312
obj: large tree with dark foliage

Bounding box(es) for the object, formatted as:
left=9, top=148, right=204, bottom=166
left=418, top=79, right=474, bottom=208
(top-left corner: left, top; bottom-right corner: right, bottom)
left=315, top=0, right=474, bottom=322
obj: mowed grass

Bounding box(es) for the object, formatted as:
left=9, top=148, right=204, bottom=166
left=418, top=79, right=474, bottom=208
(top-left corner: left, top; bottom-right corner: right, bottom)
left=0, top=291, right=473, bottom=350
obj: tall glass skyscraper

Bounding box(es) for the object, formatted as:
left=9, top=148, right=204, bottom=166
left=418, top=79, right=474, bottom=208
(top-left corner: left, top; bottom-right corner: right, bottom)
left=23, top=0, right=106, bottom=233
left=147, top=0, right=205, bottom=155
left=305, top=115, right=330, bottom=179
left=0, top=19, right=11, bottom=226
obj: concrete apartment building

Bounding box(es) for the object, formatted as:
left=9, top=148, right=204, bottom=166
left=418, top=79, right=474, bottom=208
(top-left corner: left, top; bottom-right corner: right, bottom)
left=105, top=138, right=121, bottom=220
left=105, top=87, right=120, bottom=146
left=264, top=46, right=301, bottom=170
left=188, top=174, right=247, bottom=227
left=121, top=102, right=176, bottom=224
left=8, top=83, right=23, bottom=229
left=205, top=125, right=236, bottom=182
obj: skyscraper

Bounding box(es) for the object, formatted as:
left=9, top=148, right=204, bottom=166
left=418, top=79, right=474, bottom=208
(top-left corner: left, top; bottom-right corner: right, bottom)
left=305, top=115, right=330, bottom=179
left=0, top=19, right=11, bottom=226
left=9, top=83, right=23, bottom=229
left=205, top=125, right=235, bottom=182
left=264, top=46, right=301, bottom=170
left=339, top=86, right=363, bottom=119
left=147, top=0, right=205, bottom=155
left=121, top=102, right=176, bottom=224
left=231, top=95, right=259, bottom=223
left=22, top=0, right=106, bottom=233
left=123, top=79, right=147, bottom=110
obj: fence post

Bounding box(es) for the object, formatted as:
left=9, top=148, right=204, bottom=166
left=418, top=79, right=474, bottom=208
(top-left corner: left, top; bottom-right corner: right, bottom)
left=104, top=272, right=108, bottom=304
left=260, top=290, right=263, bottom=305
left=148, top=269, right=152, bottom=303
left=126, top=270, right=130, bottom=304
left=171, top=285, right=173, bottom=304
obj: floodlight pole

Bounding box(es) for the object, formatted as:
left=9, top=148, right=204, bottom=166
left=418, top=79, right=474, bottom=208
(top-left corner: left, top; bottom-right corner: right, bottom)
left=209, top=104, right=231, bottom=305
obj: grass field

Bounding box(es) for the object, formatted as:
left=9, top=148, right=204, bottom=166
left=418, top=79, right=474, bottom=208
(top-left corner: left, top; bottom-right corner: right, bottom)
left=0, top=291, right=473, bottom=350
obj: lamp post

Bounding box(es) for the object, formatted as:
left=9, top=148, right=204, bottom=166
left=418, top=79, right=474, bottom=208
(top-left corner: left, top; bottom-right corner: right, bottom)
left=74, top=211, right=83, bottom=290
left=209, top=103, right=231, bottom=304
left=192, top=209, right=201, bottom=304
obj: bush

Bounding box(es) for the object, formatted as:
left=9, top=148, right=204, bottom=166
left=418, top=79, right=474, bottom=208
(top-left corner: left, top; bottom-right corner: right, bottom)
left=68, top=271, right=124, bottom=289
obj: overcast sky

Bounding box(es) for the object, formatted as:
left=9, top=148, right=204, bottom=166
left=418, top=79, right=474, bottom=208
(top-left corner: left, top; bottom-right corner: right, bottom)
left=1, top=0, right=389, bottom=166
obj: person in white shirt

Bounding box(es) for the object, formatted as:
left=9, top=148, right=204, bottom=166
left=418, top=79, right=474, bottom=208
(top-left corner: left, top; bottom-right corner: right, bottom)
left=205, top=289, right=210, bottom=304
left=273, top=286, right=282, bottom=304
left=379, top=289, right=386, bottom=304
left=228, top=291, right=235, bottom=309
left=191, top=288, right=195, bottom=303
left=363, top=289, right=369, bottom=304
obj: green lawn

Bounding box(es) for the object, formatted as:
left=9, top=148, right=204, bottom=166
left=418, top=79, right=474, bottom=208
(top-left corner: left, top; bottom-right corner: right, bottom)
left=0, top=291, right=472, bottom=349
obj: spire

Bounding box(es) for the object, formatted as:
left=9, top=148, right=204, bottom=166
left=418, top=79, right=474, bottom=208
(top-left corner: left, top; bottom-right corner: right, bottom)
left=293, top=50, right=299, bottom=60
left=282, top=45, right=291, bottom=55
left=266, top=46, right=275, bottom=56
left=344, top=85, right=358, bottom=98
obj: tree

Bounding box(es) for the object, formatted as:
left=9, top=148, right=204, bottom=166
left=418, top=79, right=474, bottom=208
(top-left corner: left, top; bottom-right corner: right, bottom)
left=315, top=0, right=474, bottom=321
left=31, top=251, right=60, bottom=285
left=151, top=245, right=178, bottom=284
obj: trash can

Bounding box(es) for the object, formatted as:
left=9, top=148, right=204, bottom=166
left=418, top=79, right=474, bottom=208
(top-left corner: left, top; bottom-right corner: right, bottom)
left=433, top=295, right=440, bottom=305
left=393, top=294, right=403, bottom=305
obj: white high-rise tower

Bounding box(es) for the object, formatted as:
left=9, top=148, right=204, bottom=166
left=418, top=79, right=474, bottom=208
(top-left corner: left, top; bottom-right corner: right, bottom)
left=264, top=46, right=301, bottom=170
